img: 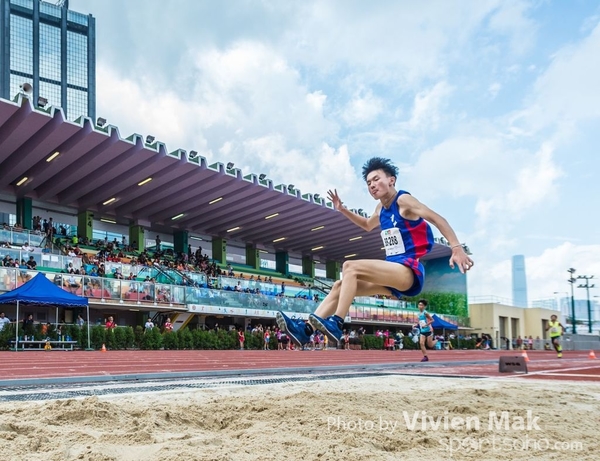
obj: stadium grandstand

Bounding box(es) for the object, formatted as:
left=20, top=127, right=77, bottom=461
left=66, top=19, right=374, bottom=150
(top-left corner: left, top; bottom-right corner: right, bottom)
left=0, top=94, right=471, bottom=337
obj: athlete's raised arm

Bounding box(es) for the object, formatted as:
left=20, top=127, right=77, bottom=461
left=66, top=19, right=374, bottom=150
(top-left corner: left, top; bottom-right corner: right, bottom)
left=398, top=193, right=474, bottom=274
left=327, top=189, right=380, bottom=232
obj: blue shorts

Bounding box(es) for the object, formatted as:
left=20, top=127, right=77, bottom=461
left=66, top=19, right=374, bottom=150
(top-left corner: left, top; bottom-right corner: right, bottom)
left=385, top=255, right=425, bottom=298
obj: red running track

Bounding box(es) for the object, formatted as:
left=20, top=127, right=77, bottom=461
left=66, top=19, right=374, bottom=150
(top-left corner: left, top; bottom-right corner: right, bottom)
left=0, top=349, right=599, bottom=383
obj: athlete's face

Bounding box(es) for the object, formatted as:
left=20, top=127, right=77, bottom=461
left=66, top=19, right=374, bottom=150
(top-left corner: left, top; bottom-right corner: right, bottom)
left=366, top=169, right=395, bottom=200
left=418, top=303, right=425, bottom=312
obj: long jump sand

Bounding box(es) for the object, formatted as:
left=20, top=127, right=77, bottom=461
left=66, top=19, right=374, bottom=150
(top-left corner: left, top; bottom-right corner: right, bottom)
left=0, top=375, right=598, bottom=460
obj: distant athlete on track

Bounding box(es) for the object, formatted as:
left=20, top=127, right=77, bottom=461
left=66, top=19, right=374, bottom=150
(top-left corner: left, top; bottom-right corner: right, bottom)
left=415, top=299, right=437, bottom=362
left=277, top=157, right=473, bottom=351
left=546, top=314, right=566, bottom=358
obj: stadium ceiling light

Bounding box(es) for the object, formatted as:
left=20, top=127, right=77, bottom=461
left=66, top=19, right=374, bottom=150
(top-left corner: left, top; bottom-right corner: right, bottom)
left=102, top=197, right=116, bottom=206
left=311, top=226, right=325, bottom=231
left=37, top=96, right=48, bottom=108
left=100, top=218, right=116, bottom=224
left=272, top=237, right=286, bottom=243
left=227, top=226, right=241, bottom=232
left=311, top=245, right=324, bottom=251
left=209, top=197, right=223, bottom=205
left=145, top=135, right=155, bottom=144
left=190, top=236, right=203, bottom=241
left=259, top=250, right=269, bottom=253
left=259, top=174, right=267, bottom=181
left=16, top=177, right=28, bottom=186
left=137, top=177, right=152, bottom=186
left=171, top=213, right=185, bottom=220
left=46, top=151, right=60, bottom=162
left=226, top=162, right=235, bottom=170
left=314, top=260, right=320, bottom=264
left=344, top=253, right=357, bottom=258
left=265, top=213, right=279, bottom=220
left=96, top=117, right=107, bottom=127
left=189, top=150, right=198, bottom=159
left=349, top=236, right=362, bottom=241
left=381, top=247, right=385, bottom=250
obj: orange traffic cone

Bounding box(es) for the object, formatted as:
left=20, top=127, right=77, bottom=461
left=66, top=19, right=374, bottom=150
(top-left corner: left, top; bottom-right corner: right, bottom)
left=521, top=350, right=529, bottom=362
left=101, top=343, right=107, bottom=352
left=589, top=350, right=596, bottom=359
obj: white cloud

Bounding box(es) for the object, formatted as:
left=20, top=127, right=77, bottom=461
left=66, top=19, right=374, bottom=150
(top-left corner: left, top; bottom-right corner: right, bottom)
left=95, top=41, right=343, bottom=188
left=341, top=89, right=384, bottom=127
left=487, top=0, right=537, bottom=55
left=488, top=82, right=502, bottom=99
left=407, top=82, right=453, bottom=130
left=514, top=20, right=600, bottom=132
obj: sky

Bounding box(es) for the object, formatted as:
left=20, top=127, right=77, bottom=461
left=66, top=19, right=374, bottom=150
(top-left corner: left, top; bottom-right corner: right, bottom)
left=70, top=0, right=600, bottom=305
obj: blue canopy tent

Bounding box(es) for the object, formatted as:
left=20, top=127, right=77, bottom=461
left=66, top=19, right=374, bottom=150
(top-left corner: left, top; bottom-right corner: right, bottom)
left=431, top=314, right=459, bottom=349
left=0, top=273, right=89, bottom=350
left=431, top=314, right=458, bottom=330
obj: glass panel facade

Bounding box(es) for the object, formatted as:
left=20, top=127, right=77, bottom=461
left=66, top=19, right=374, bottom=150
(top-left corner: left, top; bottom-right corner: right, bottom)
left=38, top=80, right=61, bottom=110
left=3, top=2, right=94, bottom=120
left=10, top=74, right=32, bottom=101
left=9, top=14, right=33, bottom=74
left=67, top=10, right=88, bottom=26
left=39, top=23, right=61, bottom=82
left=40, top=1, right=61, bottom=18
left=10, top=0, right=33, bottom=9
left=67, top=87, right=87, bottom=119
left=67, top=31, right=87, bottom=87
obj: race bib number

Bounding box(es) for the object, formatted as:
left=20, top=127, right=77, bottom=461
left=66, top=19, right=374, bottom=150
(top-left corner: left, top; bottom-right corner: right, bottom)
left=419, top=320, right=427, bottom=328
left=550, top=327, right=558, bottom=334
left=381, top=228, right=406, bottom=256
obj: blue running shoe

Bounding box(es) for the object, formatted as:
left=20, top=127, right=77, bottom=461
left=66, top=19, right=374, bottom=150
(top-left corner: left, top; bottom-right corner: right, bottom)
left=276, top=312, right=310, bottom=348
left=308, top=314, right=343, bottom=345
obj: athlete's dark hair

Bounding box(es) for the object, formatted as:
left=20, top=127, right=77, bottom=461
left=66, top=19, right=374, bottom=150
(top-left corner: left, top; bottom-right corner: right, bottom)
left=362, top=157, right=399, bottom=181
left=418, top=299, right=428, bottom=306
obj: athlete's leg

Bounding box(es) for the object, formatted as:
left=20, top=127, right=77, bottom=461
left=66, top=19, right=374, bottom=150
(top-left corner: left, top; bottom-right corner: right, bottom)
left=314, top=278, right=392, bottom=318
left=313, top=280, right=342, bottom=318
left=427, top=335, right=438, bottom=349
left=419, top=334, right=427, bottom=356
left=333, top=259, right=414, bottom=319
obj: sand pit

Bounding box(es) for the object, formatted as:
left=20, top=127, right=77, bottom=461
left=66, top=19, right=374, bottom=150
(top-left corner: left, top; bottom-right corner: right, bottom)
left=0, top=375, right=599, bottom=460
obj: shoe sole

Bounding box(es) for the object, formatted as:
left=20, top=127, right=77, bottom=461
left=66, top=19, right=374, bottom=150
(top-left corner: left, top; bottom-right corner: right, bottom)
left=275, top=312, right=305, bottom=349
left=308, top=315, right=341, bottom=346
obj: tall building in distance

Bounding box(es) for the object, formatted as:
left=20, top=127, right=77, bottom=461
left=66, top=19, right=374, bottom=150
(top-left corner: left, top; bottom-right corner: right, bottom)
left=0, top=0, right=95, bottom=120
left=512, top=255, right=528, bottom=307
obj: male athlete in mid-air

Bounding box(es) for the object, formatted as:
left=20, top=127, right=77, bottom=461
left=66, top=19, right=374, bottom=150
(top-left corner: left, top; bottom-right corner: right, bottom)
left=277, top=157, right=474, bottom=351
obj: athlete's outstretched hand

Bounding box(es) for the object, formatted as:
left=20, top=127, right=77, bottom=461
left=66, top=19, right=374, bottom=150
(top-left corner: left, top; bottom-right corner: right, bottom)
left=327, top=189, right=344, bottom=211
left=449, top=246, right=474, bottom=274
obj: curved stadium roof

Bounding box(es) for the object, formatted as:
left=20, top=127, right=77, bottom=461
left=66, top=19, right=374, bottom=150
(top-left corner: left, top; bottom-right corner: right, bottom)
left=0, top=96, right=453, bottom=263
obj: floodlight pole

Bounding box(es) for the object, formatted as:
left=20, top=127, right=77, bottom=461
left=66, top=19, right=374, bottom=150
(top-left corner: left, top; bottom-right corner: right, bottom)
left=577, top=275, right=595, bottom=334
left=567, top=268, right=577, bottom=334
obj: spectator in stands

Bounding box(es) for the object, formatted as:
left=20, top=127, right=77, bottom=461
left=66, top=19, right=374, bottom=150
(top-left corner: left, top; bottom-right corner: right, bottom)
left=238, top=328, right=245, bottom=350
left=76, top=314, right=85, bottom=327
left=105, top=316, right=117, bottom=329
left=26, top=256, right=37, bottom=270
left=155, top=235, right=161, bottom=252
left=164, top=318, right=173, bottom=332
left=144, top=317, right=154, bottom=332
left=0, top=312, right=11, bottom=331
left=22, top=242, right=34, bottom=252
left=22, top=314, right=34, bottom=335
